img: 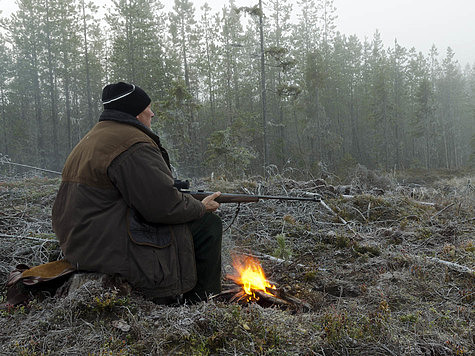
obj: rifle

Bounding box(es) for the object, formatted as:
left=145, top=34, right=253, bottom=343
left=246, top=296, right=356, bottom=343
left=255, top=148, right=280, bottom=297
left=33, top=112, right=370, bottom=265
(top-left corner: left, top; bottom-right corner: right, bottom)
left=185, top=190, right=321, bottom=203
left=174, top=180, right=357, bottom=236
left=174, top=179, right=321, bottom=204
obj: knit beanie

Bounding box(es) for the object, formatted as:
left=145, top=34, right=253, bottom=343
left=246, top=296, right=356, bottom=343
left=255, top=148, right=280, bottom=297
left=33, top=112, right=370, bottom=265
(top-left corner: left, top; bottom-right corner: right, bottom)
left=101, top=82, right=151, bottom=116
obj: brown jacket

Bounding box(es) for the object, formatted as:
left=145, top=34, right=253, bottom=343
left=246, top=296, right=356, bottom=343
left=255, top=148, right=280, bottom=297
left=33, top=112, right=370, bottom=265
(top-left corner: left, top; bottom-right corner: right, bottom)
left=52, top=109, right=205, bottom=298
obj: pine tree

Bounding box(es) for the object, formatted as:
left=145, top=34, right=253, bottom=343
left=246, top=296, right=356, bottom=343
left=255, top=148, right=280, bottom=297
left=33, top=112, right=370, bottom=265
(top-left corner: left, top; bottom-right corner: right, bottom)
left=439, top=47, right=463, bottom=168
left=196, top=2, right=219, bottom=124
left=368, top=31, right=392, bottom=169
left=413, top=76, right=435, bottom=168
left=106, top=0, right=166, bottom=89
left=266, top=0, right=295, bottom=167
left=7, top=0, right=46, bottom=165
left=169, top=0, right=197, bottom=94
left=0, top=33, right=11, bottom=155
left=54, top=0, right=82, bottom=155
left=219, top=3, right=245, bottom=120
left=319, top=0, right=337, bottom=45
left=80, top=0, right=102, bottom=131
left=388, top=39, right=408, bottom=169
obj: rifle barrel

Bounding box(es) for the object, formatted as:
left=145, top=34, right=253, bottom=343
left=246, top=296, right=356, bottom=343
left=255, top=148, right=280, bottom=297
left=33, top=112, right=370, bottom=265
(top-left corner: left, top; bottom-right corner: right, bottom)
left=183, top=190, right=320, bottom=203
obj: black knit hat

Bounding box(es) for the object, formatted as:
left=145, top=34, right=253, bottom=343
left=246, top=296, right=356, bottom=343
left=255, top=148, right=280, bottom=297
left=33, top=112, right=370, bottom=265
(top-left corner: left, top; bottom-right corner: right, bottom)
left=101, top=82, right=151, bottom=116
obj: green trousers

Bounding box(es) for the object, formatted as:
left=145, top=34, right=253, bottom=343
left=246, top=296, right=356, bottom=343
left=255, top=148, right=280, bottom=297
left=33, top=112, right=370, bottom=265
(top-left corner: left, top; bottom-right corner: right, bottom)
left=184, top=212, right=222, bottom=302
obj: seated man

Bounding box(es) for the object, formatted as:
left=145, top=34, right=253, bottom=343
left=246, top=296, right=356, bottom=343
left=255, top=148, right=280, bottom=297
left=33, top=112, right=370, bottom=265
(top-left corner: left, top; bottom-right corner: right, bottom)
left=52, top=82, right=222, bottom=303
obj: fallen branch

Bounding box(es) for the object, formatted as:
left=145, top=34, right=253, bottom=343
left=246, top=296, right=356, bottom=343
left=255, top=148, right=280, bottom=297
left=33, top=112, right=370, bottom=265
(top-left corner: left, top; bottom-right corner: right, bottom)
left=426, top=257, right=474, bottom=276
left=319, top=199, right=359, bottom=237
left=242, top=251, right=328, bottom=272
left=241, top=252, right=305, bottom=269
left=254, top=290, right=290, bottom=306
left=389, top=251, right=474, bottom=276
left=0, top=233, right=57, bottom=243
left=430, top=203, right=455, bottom=221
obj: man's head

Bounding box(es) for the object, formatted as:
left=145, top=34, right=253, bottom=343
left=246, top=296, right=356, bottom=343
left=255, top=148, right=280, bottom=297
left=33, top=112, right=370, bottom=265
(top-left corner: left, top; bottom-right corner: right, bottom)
left=102, top=82, right=151, bottom=118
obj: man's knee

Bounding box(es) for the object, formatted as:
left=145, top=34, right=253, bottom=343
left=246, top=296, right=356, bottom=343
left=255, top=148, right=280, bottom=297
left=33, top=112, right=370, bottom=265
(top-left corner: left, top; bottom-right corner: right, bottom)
left=191, top=212, right=223, bottom=249
left=204, top=212, right=222, bottom=232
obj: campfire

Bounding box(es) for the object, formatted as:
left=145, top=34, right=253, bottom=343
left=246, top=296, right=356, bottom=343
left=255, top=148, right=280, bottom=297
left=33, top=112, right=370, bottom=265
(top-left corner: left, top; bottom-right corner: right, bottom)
left=211, top=254, right=311, bottom=311
left=228, top=255, right=276, bottom=302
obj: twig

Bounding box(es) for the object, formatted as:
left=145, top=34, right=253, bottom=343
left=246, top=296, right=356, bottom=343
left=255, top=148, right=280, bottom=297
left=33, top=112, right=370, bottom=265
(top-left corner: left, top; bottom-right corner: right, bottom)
left=430, top=203, right=455, bottom=221
left=379, top=344, right=398, bottom=356
left=241, top=251, right=306, bottom=269
left=319, top=199, right=359, bottom=237
left=0, top=233, right=57, bottom=243
left=348, top=205, right=367, bottom=222
left=414, top=201, right=436, bottom=206
left=209, top=287, right=242, bottom=300
left=240, top=251, right=327, bottom=272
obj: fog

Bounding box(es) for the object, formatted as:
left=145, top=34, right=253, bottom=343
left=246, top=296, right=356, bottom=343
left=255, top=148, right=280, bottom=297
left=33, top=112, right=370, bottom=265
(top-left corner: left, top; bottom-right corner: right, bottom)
left=2, top=0, right=473, bottom=65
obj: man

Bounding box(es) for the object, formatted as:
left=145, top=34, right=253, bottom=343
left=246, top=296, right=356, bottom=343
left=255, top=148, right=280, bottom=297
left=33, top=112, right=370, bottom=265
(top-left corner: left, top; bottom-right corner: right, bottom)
left=52, top=82, right=222, bottom=303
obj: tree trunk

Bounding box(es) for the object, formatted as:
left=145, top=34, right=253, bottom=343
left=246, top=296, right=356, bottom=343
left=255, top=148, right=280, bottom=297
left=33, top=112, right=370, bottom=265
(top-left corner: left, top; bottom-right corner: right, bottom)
left=46, top=0, right=59, bottom=168
left=204, top=24, right=215, bottom=123
left=258, top=0, right=268, bottom=172
left=349, top=86, right=361, bottom=161
left=0, top=85, right=7, bottom=155
left=64, top=50, right=72, bottom=152
left=32, top=45, right=44, bottom=166
left=82, top=0, right=94, bottom=129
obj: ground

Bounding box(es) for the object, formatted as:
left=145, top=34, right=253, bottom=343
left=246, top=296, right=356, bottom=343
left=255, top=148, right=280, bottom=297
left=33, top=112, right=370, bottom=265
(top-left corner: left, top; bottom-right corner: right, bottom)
left=0, top=166, right=473, bottom=355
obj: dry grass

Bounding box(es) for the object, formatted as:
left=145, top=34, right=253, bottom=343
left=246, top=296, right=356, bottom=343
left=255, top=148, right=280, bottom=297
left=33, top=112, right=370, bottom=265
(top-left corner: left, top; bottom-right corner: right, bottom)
left=0, top=169, right=473, bottom=355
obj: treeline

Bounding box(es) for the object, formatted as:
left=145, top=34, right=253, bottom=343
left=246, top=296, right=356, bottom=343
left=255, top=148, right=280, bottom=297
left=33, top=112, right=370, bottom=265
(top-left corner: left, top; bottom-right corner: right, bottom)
left=0, top=0, right=474, bottom=176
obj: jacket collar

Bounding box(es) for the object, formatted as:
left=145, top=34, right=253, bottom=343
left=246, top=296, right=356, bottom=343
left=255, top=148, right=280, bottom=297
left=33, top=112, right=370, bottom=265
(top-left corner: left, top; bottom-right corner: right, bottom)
left=99, top=109, right=158, bottom=140
left=99, top=109, right=171, bottom=169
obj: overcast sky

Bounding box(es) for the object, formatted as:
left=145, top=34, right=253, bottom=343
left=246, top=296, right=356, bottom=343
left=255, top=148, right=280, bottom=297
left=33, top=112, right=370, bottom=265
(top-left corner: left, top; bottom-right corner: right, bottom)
left=1, top=0, right=474, bottom=66
left=335, top=0, right=475, bottom=67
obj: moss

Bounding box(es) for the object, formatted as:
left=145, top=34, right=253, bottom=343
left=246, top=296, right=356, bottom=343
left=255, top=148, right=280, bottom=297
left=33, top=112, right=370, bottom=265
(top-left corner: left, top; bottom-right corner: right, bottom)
left=321, top=310, right=348, bottom=343
left=303, top=271, right=318, bottom=282
left=399, top=313, right=419, bottom=324
left=352, top=243, right=381, bottom=257
left=335, top=234, right=351, bottom=248
left=416, top=227, right=433, bottom=240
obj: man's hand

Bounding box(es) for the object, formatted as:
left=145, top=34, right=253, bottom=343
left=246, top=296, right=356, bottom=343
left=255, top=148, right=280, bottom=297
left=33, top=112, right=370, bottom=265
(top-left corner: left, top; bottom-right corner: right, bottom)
left=202, top=191, right=221, bottom=212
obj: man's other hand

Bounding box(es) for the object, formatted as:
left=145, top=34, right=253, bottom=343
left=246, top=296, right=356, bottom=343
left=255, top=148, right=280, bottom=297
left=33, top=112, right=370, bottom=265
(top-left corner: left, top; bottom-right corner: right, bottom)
left=202, top=191, right=221, bottom=212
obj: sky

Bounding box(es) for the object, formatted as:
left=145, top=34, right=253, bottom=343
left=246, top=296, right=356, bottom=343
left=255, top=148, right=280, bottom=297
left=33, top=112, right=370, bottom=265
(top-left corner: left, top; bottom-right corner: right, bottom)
left=335, top=0, right=475, bottom=67
left=1, top=0, right=474, bottom=66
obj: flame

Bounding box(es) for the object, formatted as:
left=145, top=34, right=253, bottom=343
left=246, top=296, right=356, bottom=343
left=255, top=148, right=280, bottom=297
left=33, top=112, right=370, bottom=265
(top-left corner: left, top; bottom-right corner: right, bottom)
left=229, top=255, right=276, bottom=301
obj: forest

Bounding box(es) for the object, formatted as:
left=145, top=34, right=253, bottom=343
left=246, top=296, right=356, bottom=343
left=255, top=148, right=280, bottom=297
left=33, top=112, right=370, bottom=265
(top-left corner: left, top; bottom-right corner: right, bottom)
left=0, top=0, right=473, bottom=177
left=0, top=1, right=474, bottom=354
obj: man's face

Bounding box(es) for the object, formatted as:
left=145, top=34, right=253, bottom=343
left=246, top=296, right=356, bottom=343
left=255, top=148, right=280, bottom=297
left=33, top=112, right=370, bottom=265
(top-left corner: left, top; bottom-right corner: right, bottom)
left=136, top=104, right=154, bottom=128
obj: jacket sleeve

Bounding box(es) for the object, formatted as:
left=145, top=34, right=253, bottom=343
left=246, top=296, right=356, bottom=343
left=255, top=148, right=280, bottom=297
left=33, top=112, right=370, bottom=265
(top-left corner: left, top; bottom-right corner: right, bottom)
left=107, top=142, right=206, bottom=224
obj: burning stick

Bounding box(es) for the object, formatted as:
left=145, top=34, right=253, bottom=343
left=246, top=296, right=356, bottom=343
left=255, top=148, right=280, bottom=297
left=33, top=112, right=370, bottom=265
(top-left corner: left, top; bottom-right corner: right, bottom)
left=227, top=255, right=276, bottom=302
left=210, top=255, right=312, bottom=311
left=210, top=254, right=312, bottom=311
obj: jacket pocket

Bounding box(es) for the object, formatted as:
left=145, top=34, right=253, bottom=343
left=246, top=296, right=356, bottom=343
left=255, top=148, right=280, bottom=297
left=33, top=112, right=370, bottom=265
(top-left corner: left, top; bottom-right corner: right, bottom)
left=125, top=208, right=178, bottom=297
left=127, top=208, right=172, bottom=248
